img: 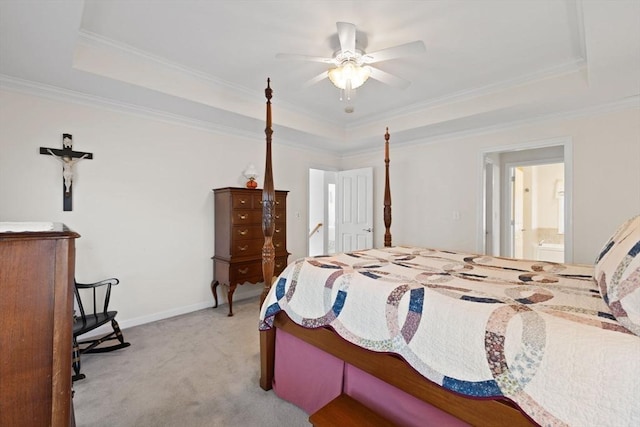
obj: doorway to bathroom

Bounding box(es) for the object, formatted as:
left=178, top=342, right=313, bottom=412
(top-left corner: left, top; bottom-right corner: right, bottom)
left=481, top=137, right=572, bottom=263
left=510, top=162, right=565, bottom=262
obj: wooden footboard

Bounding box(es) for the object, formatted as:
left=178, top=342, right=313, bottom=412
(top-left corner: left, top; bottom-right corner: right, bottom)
left=260, top=313, right=534, bottom=427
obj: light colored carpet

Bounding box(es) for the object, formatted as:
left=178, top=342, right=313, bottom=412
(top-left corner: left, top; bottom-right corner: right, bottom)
left=73, top=297, right=309, bottom=427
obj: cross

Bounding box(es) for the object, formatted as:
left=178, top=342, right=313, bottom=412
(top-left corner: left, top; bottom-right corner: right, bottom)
left=40, top=133, right=93, bottom=211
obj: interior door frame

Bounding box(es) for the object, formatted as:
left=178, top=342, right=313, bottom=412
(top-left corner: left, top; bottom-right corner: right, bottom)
left=509, top=165, right=526, bottom=259
left=477, top=136, right=573, bottom=262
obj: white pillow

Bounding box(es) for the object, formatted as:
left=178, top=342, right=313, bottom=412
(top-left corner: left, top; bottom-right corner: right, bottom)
left=594, top=215, right=640, bottom=336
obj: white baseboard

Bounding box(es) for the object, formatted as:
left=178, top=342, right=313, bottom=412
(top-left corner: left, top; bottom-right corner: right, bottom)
left=76, top=286, right=263, bottom=339
left=119, top=301, right=213, bottom=330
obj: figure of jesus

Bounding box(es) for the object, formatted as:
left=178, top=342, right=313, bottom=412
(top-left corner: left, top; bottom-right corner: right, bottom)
left=47, top=149, right=89, bottom=194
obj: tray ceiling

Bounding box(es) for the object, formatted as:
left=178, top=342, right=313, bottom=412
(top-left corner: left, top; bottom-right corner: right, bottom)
left=1, top=0, right=638, bottom=154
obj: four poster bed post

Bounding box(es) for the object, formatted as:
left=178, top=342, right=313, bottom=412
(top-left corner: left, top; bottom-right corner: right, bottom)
left=260, top=78, right=276, bottom=304
left=260, top=79, right=276, bottom=391
left=383, top=127, right=392, bottom=248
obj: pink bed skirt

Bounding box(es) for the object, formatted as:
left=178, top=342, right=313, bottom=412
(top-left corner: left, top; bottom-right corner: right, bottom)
left=273, top=328, right=469, bottom=426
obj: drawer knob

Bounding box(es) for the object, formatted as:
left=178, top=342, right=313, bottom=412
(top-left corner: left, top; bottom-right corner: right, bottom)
left=239, top=214, right=247, bottom=220
left=240, top=199, right=247, bottom=204
left=238, top=245, right=248, bottom=251
left=275, top=228, right=281, bottom=233
left=239, top=229, right=248, bottom=236
left=238, top=268, right=249, bottom=274
left=275, top=242, right=281, bottom=248
left=275, top=214, right=281, bottom=219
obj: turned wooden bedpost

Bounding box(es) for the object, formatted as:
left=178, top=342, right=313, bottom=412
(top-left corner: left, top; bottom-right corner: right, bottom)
left=261, top=78, right=276, bottom=305
left=383, top=128, right=392, bottom=247
left=260, top=78, right=276, bottom=391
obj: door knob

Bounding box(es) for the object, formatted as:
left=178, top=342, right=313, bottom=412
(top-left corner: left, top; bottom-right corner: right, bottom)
left=362, top=228, right=372, bottom=232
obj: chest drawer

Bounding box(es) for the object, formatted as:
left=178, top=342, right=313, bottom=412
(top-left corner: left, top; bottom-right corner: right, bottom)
left=227, top=257, right=289, bottom=285
left=273, top=210, right=286, bottom=223
left=232, top=210, right=261, bottom=225
left=274, top=256, right=288, bottom=275
left=275, top=194, right=286, bottom=208
left=272, top=238, right=286, bottom=252
left=229, top=235, right=287, bottom=257
left=232, top=193, right=255, bottom=209
left=232, top=224, right=286, bottom=240
left=230, top=260, right=263, bottom=278
left=232, top=225, right=263, bottom=240
left=230, top=238, right=264, bottom=256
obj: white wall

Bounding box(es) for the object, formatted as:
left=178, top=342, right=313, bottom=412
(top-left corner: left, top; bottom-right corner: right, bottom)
left=0, top=89, right=340, bottom=327
left=342, top=107, right=640, bottom=265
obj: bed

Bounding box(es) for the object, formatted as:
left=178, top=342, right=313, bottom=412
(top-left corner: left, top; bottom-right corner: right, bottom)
left=256, top=80, right=640, bottom=426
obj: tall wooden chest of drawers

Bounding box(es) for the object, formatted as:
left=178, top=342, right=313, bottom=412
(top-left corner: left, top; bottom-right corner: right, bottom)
left=0, top=223, right=78, bottom=426
left=212, top=187, right=288, bottom=316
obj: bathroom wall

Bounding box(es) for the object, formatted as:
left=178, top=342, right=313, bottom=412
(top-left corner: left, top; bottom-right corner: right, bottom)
left=532, top=163, right=565, bottom=244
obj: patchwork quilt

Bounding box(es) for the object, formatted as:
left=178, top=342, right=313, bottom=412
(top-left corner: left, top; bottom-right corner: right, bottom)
left=259, top=246, right=640, bottom=426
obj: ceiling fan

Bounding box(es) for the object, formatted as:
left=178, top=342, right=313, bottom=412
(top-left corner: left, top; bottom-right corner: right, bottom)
left=276, top=22, right=426, bottom=101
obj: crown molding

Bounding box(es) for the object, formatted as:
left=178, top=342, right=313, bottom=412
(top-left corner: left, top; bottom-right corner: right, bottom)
left=77, top=30, right=258, bottom=100
left=346, top=57, right=588, bottom=132
left=340, top=95, right=639, bottom=158
left=2, top=73, right=635, bottom=159
left=76, top=30, right=341, bottom=128
left=0, top=73, right=342, bottom=156
left=0, top=74, right=263, bottom=141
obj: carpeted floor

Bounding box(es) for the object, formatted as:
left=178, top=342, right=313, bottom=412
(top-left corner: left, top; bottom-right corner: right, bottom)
left=73, top=297, right=309, bottom=426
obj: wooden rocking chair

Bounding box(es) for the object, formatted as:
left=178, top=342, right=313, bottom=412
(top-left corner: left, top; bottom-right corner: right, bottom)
left=72, top=278, right=130, bottom=381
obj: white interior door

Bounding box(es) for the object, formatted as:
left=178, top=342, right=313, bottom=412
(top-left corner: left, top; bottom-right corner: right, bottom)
left=336, top=167, right=373, bottom=252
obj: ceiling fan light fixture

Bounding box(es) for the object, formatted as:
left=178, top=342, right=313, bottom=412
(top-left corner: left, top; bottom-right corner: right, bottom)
left=276, top=21, right=425, bottom=103
left=327, top=61, right=370, bottom=90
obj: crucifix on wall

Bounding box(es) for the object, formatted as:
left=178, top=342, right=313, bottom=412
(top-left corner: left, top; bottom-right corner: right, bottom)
left=40, top=134, right=93, bottom=211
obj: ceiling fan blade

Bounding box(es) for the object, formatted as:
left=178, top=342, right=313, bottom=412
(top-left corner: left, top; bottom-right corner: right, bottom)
left=336, top=22, right=356, bottom=55
left=302, top=70, right=329, bottom=88
left=276, top=53, right=334, bottom=64
left=367, top=66, right=410, bottom=89
left=362, top=40, right=426, bottom=63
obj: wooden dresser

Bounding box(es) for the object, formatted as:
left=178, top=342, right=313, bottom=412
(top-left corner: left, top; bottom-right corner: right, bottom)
left=0, top=223, right=79, bottom=427
left=212, top=187, right=288, bottom=316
